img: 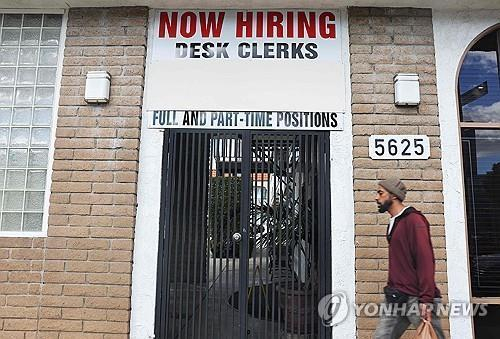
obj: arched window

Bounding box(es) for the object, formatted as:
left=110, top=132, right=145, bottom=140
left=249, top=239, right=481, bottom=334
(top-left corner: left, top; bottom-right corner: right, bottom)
left=459, top=27, right=500, bottom=336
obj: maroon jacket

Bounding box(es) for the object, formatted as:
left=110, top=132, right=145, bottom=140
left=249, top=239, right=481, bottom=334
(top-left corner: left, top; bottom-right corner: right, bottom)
left=387, top=207, right=441, bottom=304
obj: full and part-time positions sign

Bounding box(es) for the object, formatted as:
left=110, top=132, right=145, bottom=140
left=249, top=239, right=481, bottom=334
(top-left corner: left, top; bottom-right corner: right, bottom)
left=148, top=110, right=343, bottom=131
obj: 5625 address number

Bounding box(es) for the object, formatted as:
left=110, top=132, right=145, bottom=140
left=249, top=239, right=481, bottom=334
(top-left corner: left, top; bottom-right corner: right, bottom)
left=368, top=135, right=430, bottom=160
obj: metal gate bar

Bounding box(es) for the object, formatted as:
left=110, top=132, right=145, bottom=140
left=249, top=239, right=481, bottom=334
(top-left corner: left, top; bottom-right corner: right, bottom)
left=155, top=130, right=332, bottom=339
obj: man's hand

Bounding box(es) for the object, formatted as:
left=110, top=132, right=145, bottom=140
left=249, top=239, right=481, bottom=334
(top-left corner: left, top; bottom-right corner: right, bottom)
left=419, top=303, right=432, bottom=321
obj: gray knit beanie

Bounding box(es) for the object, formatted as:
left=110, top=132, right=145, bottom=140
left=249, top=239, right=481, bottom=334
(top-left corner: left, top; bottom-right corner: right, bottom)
left=378, top=178, right=407, bottom=201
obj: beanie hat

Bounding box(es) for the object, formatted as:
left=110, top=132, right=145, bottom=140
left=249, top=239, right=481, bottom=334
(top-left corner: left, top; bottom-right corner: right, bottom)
left=378, top=178, right=407, bottom=201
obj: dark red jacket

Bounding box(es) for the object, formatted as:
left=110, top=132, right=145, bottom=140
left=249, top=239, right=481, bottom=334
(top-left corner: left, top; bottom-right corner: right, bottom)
left=387, top=207, right=441, bottom=304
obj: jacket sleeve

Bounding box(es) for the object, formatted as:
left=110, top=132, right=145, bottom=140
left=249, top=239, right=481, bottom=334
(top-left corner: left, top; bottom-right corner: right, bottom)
left=411, top=214, right=436, bottom=304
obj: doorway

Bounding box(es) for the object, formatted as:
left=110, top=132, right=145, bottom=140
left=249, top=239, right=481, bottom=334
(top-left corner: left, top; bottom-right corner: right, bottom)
left=154, top=130, right=332, bottom=339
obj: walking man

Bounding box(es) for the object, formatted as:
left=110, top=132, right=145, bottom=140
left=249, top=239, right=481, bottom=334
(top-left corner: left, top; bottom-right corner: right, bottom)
left=373, top=178, right=445, bottom=339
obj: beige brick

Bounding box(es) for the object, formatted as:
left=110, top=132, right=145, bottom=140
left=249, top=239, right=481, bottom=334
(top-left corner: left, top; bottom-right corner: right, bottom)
left=43, top=272, right=86, bottom=284
left=3, top=319, right=37, bottom=331
left=111, top=217, right=135, bottom=228
left=356, top=270, right=387, bottom=282
left=111, top=239, right=133, bottom=250
left=0, top=283, right=29, bottom=295
left=90, top=228, right=134, bottom=239
left=40, top=307, right=62, bottom=319
left=6, top=296, right=39, bottom=307
left=53, top=160, right=95, bottom=171
left=49, top=204, right=91, bottom=215
left=50, top=193, right=71, bottom=204
left=41, top=296, right=84, bottom=308
left=71, top=172, right=114, bottom=182
left=0, top=261, right=31, bottom=271
left=356, top=236, right=379, bottom=247
left=107, top=286, right=130, bottom=298
left=0, top=306, right=38, bottom=319
left=88, top=250, right=132, bottom=262
left=82, top=309, right=107, bottom=321
left=0, top=332, right=25, bottom=339
left=47, top=226, right=89, bottom=238
left=70, top=193, right=113, bottom=205
left=92, top=183, right=136, bottom=194
left=63, top=285, right=107, bottom=297
left=9, top=249, right=43, bottom=260
left=51, top=182, right=92, bottom=193
left=114, top=172, right=137, bottom=183
left=69, top=215, right=113, bottom=227
left=0, top=238, right=32, bottom=248
left=66, top=261, right=109, bottom=273
left=86, top=274, right=131, bottom=286
left=85, top=297, right=130, bottom=310
left=44, top=249, right=87, bottom=261
left=83, top=321, right=128, bottom=334
left=38, top=319, right=83, bottom=331
left=61, top=308, right=83, bottom=320
left=60, top=333, right=103, bottom=339
left=8, top=272, right=41, bottom=283
left=90, top=205, right=135, bottom=217
left=106, top=310, right=129, bottom=322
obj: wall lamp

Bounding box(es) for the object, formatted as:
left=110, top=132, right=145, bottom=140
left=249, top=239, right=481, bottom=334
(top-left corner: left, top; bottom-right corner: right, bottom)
left=84, top=71, right=111, bottom=104
left=394, top=73, right=420, bottom=106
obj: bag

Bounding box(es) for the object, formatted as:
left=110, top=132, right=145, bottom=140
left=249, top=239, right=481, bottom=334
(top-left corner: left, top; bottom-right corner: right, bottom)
left=383, top=286, right=409, bottom=305
left=415, top=319, right=438, bottom=339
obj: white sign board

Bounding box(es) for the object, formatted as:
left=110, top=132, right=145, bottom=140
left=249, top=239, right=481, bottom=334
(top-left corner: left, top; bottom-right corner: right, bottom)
left=146, top=10, right=346, bottom=112
left=148, top=110, right=343, bottom=130
left=153, top=11, right=338, bottom=61
left=369, top=135, right=430, bottom=160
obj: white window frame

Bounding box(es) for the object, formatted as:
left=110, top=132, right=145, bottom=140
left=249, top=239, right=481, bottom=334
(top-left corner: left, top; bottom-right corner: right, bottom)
left=0, top=9, right=67, bottom=237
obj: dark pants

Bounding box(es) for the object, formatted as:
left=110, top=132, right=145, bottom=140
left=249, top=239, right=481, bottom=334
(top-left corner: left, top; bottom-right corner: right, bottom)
left=374, top=296, right=445, bottom=339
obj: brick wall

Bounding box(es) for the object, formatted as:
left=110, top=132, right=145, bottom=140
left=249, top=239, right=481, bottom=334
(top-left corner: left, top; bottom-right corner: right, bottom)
left=348, top=7, right=450, bottom=338
left=0, top=7, right=147, bottom=338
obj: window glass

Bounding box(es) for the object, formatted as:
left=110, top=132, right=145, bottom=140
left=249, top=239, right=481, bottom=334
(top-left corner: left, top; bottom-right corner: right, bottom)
left=459, top=31, right=500, bottom=122
left=473, top=304, right=500, bottom=338
left=0, top=13, right=62, bottom=233
left=462, top=129, right=500, bottom=296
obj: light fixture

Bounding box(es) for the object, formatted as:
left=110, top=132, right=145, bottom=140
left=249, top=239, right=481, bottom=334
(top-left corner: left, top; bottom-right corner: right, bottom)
left=84, top=71, right=111, bottom=104
left=394, top=73, right=420, bottom=106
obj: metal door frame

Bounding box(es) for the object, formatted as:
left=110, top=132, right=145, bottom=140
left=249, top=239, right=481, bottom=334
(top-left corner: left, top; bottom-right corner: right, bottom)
left=154, top=129, right=332, bottom=339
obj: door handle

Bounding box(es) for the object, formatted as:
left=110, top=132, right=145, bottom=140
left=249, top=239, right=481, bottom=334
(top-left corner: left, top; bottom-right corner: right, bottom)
left=232, top=232, right=242, bottom=242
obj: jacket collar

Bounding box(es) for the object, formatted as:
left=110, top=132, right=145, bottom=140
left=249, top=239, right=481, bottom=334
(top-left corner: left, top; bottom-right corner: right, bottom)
left=387, top=206, right=418, bottom=242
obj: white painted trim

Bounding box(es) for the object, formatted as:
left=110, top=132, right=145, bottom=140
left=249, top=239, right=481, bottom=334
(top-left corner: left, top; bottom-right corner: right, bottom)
left=330, top=7, right=356, bottom=339
left=0, top=230, right=46, bottom=237
left=433, top=9, right=500, bottom=339
left=0, top=10, right=67, bottom=238
left=43, top=10, right=68, bottom=237
left=130, top=8, right=163, bottom=339
left=0, top=9, right=65, bottom=14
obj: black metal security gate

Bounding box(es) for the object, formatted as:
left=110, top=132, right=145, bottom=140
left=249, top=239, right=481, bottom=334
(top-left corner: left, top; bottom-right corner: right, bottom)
left=155, top=130, right=331, bottom=339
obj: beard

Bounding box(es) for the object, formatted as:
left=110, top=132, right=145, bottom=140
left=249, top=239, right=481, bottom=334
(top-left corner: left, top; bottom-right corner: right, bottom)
left=377, top=199, right=393, bottom=213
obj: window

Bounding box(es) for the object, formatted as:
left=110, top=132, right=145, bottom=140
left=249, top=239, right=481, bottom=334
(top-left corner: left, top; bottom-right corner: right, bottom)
left=0, top=13, right=62, bottom=234
left=462, top=129, right=500, bottom=295
left=459, top=26, right=500, bottom=338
